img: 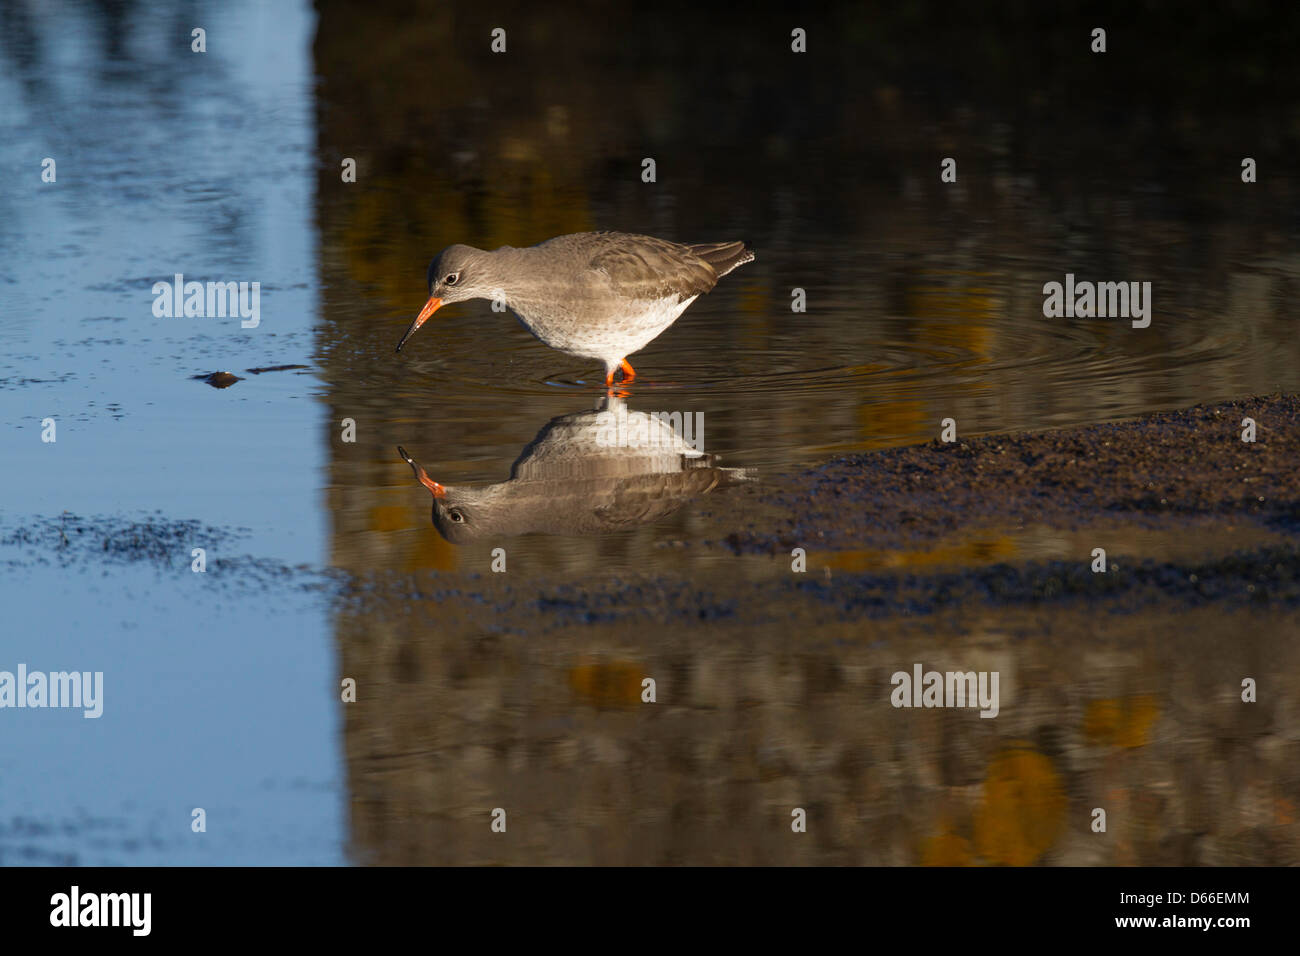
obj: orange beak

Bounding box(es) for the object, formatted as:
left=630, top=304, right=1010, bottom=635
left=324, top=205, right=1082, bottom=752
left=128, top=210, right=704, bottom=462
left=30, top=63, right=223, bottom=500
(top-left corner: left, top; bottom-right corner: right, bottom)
left=397, top=446, right=445, bottom=498
left=395, top=296, right=443, bottom=353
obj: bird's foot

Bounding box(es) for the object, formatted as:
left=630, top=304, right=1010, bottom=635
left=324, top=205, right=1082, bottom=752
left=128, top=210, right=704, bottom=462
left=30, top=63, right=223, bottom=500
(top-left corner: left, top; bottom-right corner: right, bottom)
left=603, top=359, right=636, bottom=389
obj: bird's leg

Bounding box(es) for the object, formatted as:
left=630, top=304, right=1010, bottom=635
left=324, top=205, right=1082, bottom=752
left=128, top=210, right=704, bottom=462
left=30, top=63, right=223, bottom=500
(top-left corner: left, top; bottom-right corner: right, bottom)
left=603, top=360, right=634, bottom=395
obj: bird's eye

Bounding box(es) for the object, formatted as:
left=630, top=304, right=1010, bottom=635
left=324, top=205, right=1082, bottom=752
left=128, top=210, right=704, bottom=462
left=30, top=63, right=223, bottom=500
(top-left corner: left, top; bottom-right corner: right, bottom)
left=445, top=273, right=459, bottom=286
left=449, top=509, right=465, bottom=523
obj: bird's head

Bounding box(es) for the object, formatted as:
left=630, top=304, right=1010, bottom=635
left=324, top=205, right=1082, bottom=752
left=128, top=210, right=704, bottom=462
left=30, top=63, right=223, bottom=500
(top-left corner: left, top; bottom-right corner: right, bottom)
left=397, top=445, right=494, bottom=544
left=395, top=244, right=493, bottom=352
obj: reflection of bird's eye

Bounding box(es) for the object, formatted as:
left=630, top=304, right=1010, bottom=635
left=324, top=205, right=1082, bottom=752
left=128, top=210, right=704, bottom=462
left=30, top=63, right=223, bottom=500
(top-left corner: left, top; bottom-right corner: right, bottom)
left=445, top=273, right=459, bottom=285
left=449, top=509, right=465, bottom=523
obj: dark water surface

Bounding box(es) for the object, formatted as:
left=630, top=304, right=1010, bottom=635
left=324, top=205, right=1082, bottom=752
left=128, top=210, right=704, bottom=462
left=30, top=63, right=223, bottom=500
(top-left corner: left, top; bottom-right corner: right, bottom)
left=1, top=0, right=1297, bottom=864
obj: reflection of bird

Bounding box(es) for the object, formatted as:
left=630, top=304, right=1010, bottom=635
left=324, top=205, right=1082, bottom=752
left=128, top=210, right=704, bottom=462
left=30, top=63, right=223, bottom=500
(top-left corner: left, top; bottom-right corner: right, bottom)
left=395, top=231, right=754, bottom=385
left=398, top=397, right=753, bottom=542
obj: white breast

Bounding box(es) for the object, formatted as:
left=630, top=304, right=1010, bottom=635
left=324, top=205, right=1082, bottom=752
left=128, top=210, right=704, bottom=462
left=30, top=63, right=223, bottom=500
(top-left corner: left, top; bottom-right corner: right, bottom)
left=512, top=294, right=698, bottom=366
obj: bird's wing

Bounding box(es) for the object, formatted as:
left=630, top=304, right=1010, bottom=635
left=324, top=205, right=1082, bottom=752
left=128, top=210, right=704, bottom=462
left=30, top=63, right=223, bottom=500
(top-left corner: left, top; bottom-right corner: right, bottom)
left=582, top=469, right=729, bottom=531
left=686, top=241, right=754, bottom=277
left=584, top=233, right=720, bottom=302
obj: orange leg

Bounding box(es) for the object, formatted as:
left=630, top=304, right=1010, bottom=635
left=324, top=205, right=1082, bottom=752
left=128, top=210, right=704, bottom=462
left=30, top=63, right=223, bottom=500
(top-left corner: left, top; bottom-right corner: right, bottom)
left=604, top=360, right=636, bottom=387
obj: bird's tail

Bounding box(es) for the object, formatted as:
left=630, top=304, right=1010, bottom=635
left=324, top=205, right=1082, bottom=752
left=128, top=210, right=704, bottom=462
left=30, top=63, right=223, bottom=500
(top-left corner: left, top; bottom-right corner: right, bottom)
left=688, top=241, right=755, bottom=278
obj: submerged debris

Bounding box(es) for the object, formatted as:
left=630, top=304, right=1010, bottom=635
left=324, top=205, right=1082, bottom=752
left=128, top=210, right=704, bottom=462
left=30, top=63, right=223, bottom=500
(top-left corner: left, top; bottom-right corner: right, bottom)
left=245, top=364, right=310, bottom=375
left=193, top=371, right=243, bottom=388
left=192, top=364, right=309, bottom=388
left=0, top=513, right=243, bottom=569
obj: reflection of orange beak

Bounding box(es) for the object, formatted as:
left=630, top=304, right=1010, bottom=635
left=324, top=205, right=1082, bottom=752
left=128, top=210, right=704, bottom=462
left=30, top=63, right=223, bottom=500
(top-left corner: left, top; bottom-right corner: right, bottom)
left=395, top=296, right=443, bottom=353
left=397, top=446, right=445, bottom=497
